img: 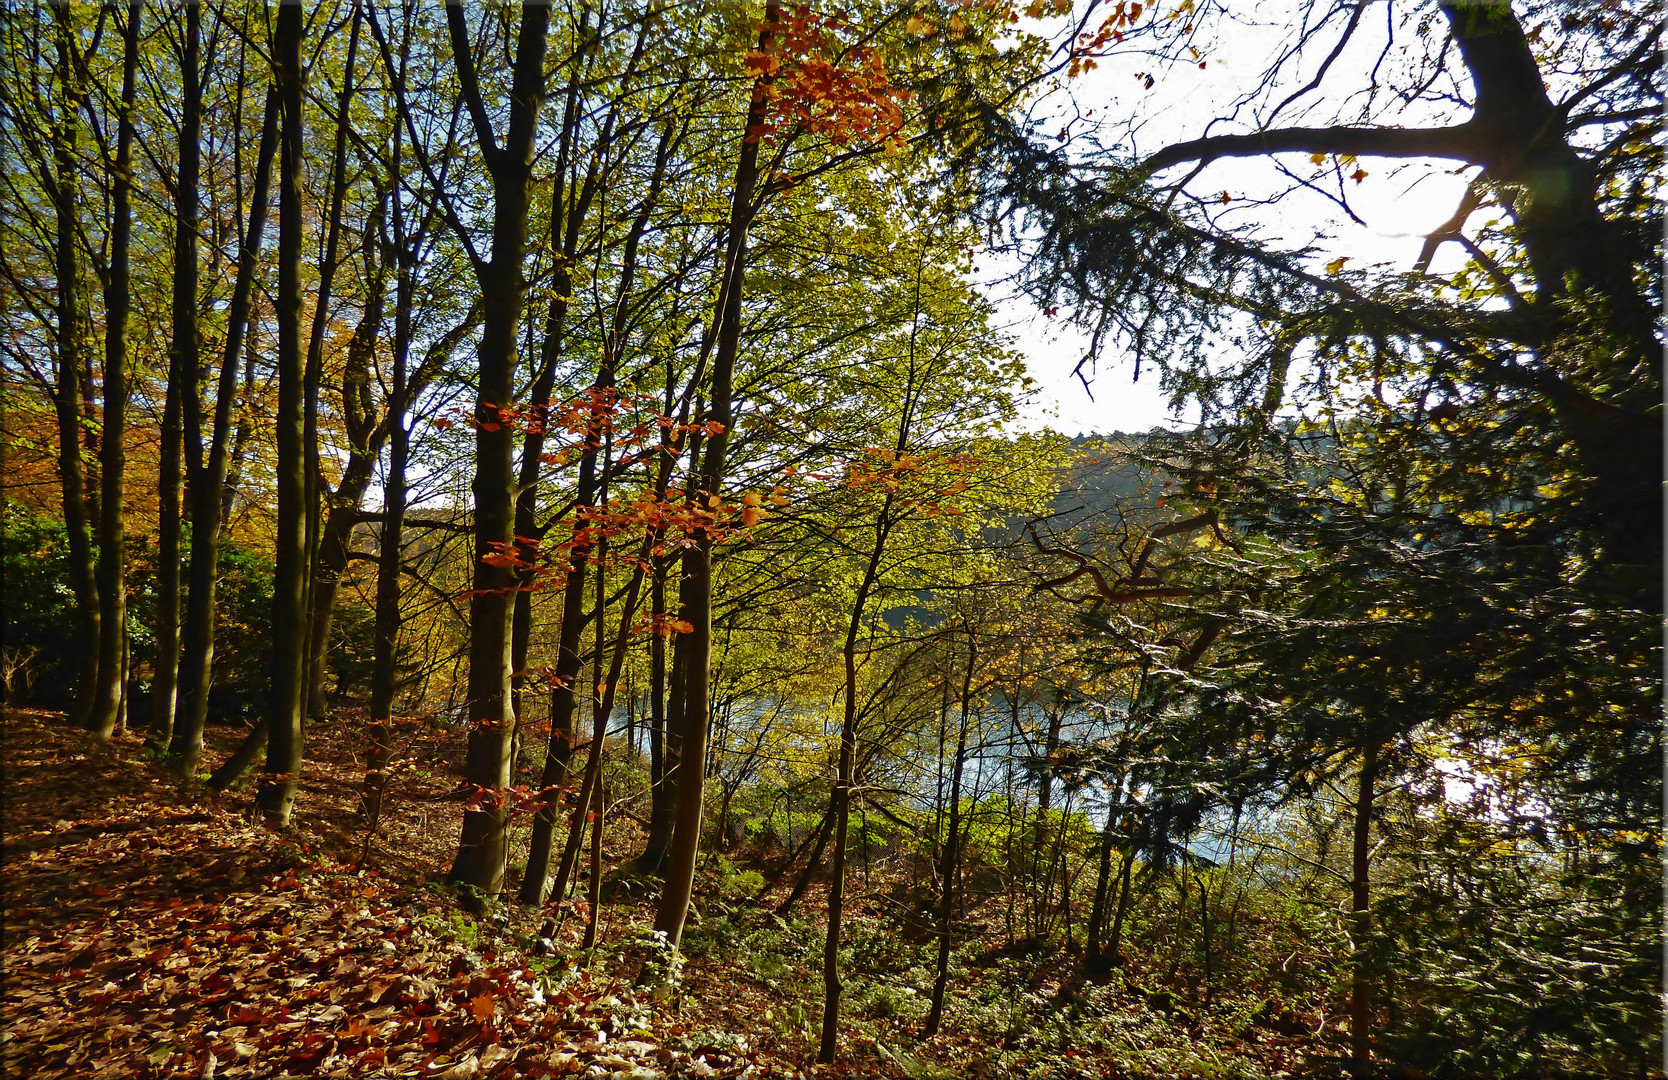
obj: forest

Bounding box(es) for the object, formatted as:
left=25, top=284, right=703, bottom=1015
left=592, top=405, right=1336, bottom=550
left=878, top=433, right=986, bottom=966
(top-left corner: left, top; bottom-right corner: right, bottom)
left=0, top=1, right=1659, bottom=1077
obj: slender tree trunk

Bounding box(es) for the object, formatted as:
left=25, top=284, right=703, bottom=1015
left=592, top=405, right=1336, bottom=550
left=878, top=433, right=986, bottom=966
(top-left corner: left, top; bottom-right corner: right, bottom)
left=547, top=528, right=658, bottom=915
left=544, top=520, right=610, bottom=910
left=640, top=598, right=689, bottom=874
left=581, top=753, right=606, bottom=947
left=89, top=1, right=141, bottom=741
left=151, top=1, right=202, bottom=748
left=521, top=121, right=669, bottom=903
left=1197, top=868, right=1214, bottom=1002
left=170, top=88, right=279, bottom=775
left=364, top=244, right=412, bottom=821
left=636, top=431, right=703, bottom=875
left=445, top=2, right=550, bottom=902
left=207, top=720, right=267, bottom=791
left=1085, top=815, right=1116, bottom=966
left=818, top=701, right=860, bottom=1063
left=578, top=537, right=613, bottom=946
left=1350, top=743, right=1379, bottom=1074
left=307, top=215, right=385, bottom=721
left=925, top=641, right=977, bottom=1037
left=301, top=9, right=362, bottom=718
left=1032, top=699, right=1061, bottom=930
left=777, top=799, right=833, bottom=914
left=653, top=0, right=779, bottom=951
left=641, top=553, right=673, bottom=867
left=306, top=461, right=374, bottom=711
left=1108, top=849, right=1136, bottom=965
left=814, top=238, right=936, bottom=1067
left=255, top=2, right=308, bottom=827
left=1085, top=777, right=1126, bottom=970
left=518, top=440, right=603, bottom=904
left=818, top=513, right=893, bottom=1063
left=218, top=318, right=260, bottom=535
left=48, top=10, right=99, bottom=730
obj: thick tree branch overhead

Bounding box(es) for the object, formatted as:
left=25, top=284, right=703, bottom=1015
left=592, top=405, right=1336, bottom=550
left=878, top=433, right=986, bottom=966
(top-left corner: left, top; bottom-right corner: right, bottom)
left=1142, top=122, right=1481, bottom=175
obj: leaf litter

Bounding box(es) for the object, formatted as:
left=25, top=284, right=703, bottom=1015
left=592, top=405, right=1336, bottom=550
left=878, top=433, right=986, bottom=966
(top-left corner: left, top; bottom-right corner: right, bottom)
left=0, top=710, right=816, bottom=1079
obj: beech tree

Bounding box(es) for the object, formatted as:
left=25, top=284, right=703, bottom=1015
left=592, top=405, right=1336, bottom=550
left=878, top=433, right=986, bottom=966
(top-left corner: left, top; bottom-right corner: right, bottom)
left=253, top=0, right=309, bottom=827
left=438, top=0, right=551, bottom=899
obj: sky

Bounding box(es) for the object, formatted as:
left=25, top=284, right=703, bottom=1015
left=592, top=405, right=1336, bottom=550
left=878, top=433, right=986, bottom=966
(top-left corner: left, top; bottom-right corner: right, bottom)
left=989, top=0, right=1476, bottom=436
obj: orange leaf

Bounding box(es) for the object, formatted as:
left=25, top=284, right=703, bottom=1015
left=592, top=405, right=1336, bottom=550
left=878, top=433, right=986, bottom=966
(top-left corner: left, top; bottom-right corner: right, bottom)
left=743, top=50, right=780, bottom=78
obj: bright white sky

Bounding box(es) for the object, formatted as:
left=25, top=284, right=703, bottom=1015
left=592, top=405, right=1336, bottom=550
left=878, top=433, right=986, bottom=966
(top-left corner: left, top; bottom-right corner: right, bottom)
left=991, top=1, right=1476, bottom=436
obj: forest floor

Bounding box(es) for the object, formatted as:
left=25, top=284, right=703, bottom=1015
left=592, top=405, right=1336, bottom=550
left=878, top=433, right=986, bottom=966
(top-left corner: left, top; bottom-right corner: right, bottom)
left=2, top=709, right=1342, bottom=1079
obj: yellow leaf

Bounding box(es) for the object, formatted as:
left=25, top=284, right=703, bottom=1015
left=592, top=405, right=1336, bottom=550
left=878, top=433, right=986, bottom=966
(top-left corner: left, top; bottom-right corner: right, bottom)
left=1309, top=152, right=1326, bottom=165
left=1325, top=256, right=1348, bottom=276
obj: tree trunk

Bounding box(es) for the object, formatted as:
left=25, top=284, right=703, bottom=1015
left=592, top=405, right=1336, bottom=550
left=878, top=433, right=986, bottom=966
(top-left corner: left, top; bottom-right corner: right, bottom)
left=521, top=119, right=669, bottom=904
left=301, top=8, right=362, bottom=719
left=445, top=2, right=550, bottom=903
left=170, top=88, right=279, bottom=775
left=1197, top=867, right=1213, bottom=1002
left=255, top=2, right=309, bottom=828
left=517, top=434, right=603, bottom=905
left=581, top=755, right=606, bottom=948
left=305, top=462, right=375, bottom=714
left=925, top=640, right=977, bottom=1037
left=640, top=553, right=674, bottom=870
left=218, top=327, right=259, bottom=536
left=363, top=250, right=411, bottom=821
left=548, top=524, right=658, bottom=914
left=818, top=712, right=855, bottom=1064
left=207, top=719, right=267, bottom=791
left=777, top=799, right=833, bottom=915
left=307, top=202, right=385, bottom=722
left=1032, top=699, right=1061, bottom=931
left=508, top=17, right=594, bottom=735
left=1085, top=813, right=1116, bottom=967
left=1350, top=742, right=1379, bottom=1075
left=88, top=1, right=141, bottom=741
left=49, top=9, right=99, bottom=730
left=545, top=532, right=611, bottom=911
left=652, top=0, right=778, bottom=952
left=151, top=1, right=202, bottom=748
left=818, top=507, right=894, bottom=1063
left=1107, top=848, right=1136, bottom=967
